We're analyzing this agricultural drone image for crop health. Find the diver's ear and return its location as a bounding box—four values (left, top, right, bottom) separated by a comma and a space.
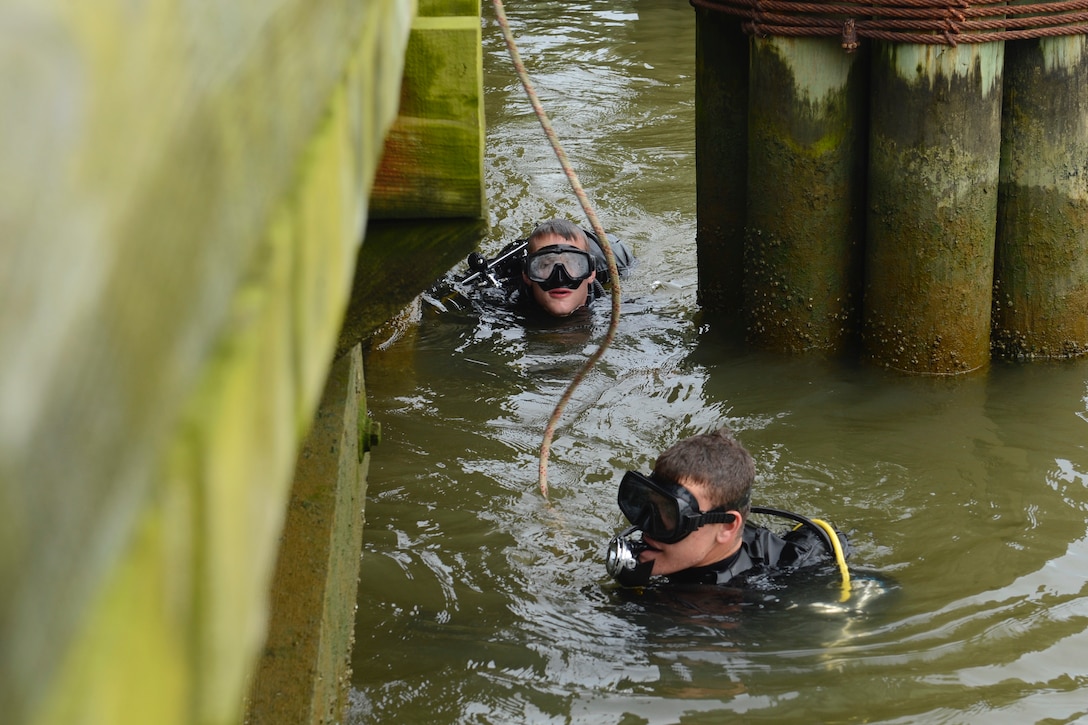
714, 512, 743, 544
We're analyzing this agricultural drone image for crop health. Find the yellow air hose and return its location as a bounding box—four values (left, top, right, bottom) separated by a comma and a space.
810, 518, 852, 600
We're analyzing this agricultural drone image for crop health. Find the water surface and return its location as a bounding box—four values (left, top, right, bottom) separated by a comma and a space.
349, 3, 1088, 722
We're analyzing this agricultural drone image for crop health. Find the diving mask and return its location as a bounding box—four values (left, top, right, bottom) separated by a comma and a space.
524, 244, 594, 291
617, 470, 745, 544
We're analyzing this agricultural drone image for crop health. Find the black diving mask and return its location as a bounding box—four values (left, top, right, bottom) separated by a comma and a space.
617, 470, 745, 544
524, 244, 593, 291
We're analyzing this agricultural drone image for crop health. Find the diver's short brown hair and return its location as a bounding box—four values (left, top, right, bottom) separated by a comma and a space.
527, 219, 587, 250
653, 427, 754, 515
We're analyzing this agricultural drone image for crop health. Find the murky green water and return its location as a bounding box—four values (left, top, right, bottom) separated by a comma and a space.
348, 3, 1088, 722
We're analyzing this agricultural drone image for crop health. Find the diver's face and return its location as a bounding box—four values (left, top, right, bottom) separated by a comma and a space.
637, 479, 742, 576
524, 233, 595, 317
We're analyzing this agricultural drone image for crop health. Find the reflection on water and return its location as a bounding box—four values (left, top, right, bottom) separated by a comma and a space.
349, 2, 1088, 722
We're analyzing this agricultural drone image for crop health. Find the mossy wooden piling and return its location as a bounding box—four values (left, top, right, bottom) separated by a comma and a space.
370, 0, 486, 219
864, 42, 1004, 374
694, 0, 1087, 372
745, 37, 866, 354
694, 7, 748, 318
993, 36, 1088, 359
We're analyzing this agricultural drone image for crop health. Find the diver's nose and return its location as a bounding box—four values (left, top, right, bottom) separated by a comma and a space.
550, 264, 572, 284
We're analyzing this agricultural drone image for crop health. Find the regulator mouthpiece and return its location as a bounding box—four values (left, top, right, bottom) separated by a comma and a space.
606, 526, 654, 587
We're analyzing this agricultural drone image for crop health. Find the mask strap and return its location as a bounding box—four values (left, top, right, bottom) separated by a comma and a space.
697, 511, 736, 525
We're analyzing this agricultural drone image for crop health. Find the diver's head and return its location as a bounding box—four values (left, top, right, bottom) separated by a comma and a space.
606, 429, 754, 584
523, 220, 596, 317
653, 427, 754, 520
612, 470, 746, 580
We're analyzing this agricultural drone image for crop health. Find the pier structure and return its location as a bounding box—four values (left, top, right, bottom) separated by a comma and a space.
693, 0, 1088, 373
0, 1, 484, 724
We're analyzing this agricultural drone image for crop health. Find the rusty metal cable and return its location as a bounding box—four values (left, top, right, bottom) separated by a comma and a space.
490, 0, 623, 500
691, 0, 1088, 48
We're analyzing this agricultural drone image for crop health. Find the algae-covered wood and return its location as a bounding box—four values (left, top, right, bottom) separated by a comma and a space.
369, 11, 486, 219
0, 2, 415, 724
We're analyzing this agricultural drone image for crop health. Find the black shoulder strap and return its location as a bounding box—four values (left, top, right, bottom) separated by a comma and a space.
750, 506, 836, 555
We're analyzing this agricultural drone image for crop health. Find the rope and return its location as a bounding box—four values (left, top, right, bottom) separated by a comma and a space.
489, 0, 623, 501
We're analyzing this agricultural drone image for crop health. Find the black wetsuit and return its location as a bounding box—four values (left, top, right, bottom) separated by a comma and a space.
665, 522, 850, 589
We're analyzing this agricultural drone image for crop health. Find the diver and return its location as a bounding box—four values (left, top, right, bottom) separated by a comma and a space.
450, 218, 635, 318
606, 428, 852, 592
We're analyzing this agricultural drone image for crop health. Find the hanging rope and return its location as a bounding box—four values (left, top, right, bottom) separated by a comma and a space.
490, 0, 622, 501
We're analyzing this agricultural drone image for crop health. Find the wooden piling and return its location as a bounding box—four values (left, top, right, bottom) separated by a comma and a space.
744, 37, 867, 353
864, 42, 1004, 374
369, 6, 486, 219
993, 36, 1088, 359
694, 7, 748, 320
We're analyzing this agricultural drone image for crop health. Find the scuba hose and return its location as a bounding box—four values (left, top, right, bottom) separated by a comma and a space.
810, 518, 852, 600
490, 0, 622, 500
752, 506, 852, 599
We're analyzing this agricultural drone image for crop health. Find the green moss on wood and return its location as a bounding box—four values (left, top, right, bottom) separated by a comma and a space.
864, 42, 1004, 374
12, 3, 415, 725
370, 14, 485, 219
744, 37, 867, 354
995, 37, 1088, 360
